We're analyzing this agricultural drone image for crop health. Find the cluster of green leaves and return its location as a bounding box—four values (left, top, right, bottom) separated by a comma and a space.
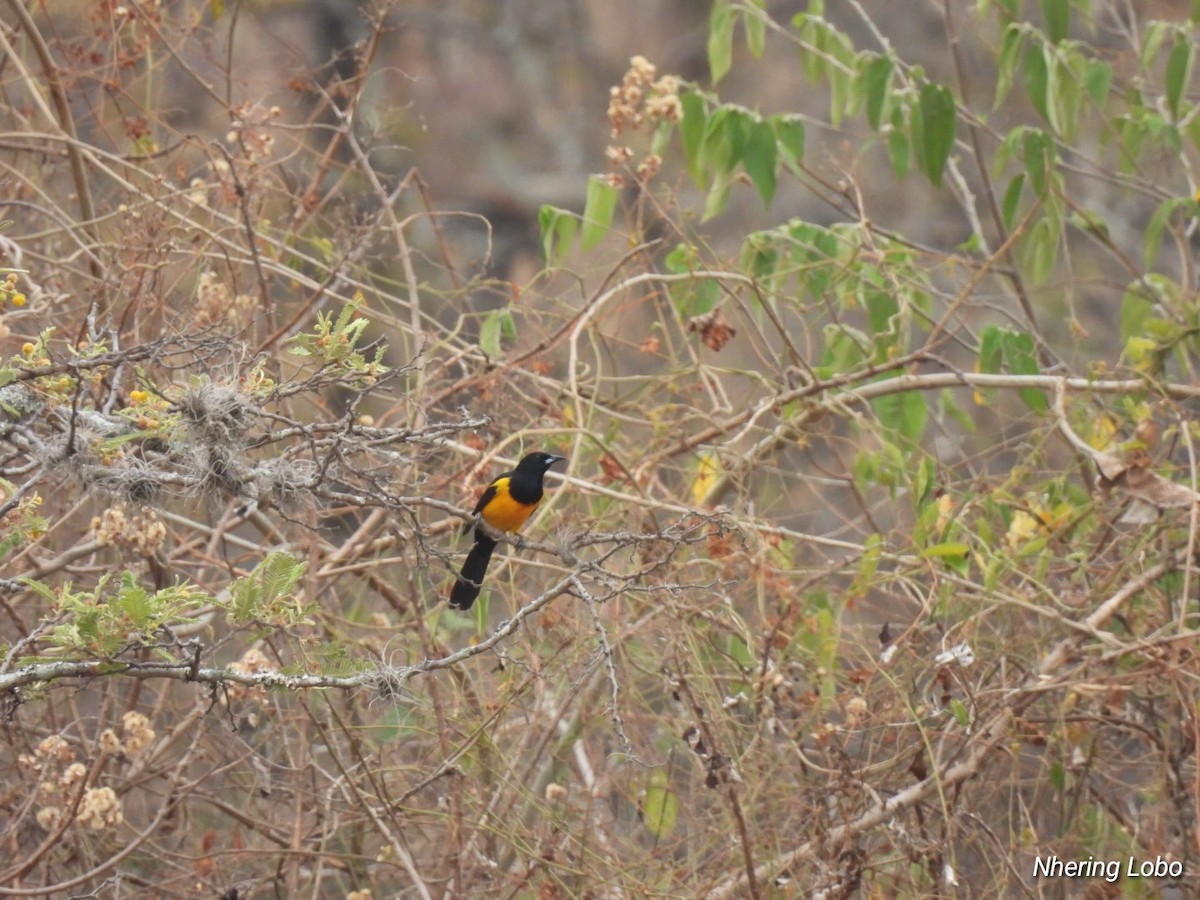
976, 325, 1046, 411
14, 553, 311, 663
746, 218, 938, 440
540, 174, 622, 264
0, 480, 47, 559
997, 4, 1200, 300
705, 0, 958, 200
27, 573, 209, 659
286, 297, 388, 384
679, 92, 807, 220
226, 551, 313, 628
1118, 273, 1200, 378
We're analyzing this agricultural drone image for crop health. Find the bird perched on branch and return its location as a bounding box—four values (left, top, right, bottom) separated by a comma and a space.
449, 451, 565, 610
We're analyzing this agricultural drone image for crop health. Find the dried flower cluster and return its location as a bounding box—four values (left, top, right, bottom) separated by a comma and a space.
194, 270, 256, 328
120, 711, 157, 756
18, 733, 129, 833
90, 503, 167, 555
76, 786, 124, 831
605, 55, 682, 187
687, 308, 737, 352
225, 102, 282, 165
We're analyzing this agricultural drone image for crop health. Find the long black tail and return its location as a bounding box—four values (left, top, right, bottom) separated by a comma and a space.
449, 533, 498, 610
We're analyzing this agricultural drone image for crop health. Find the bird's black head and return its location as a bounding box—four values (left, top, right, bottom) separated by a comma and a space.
517, 451, 566, 474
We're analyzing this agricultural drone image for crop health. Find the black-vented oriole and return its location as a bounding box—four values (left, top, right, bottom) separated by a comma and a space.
449, 451, 565, 610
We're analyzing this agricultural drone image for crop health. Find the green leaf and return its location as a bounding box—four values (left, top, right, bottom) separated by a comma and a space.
976, 326, 1003, 406
1022, 128, 1054, 196
914, 82, 957, 187
1143, 197, 1181, 270
665, 244, 721, 316
1021, 216, 1059, 285
948, 698, 971, 727
702, 168, 734, 222
677, 277, 720, 318
995, 24, 1024, 108
698, 107, 745, 177
650, 119, 673, 157
771, 114, 806, 169
1068, 208, 1108, 240
1001, 173, 1025, 230
887, 107, 910, 177
978, 327, 1004, 375
740, 232, 779, 284
743, 120, 778, 206
828, 54, 852, 127
479, 310, 504, 358
228, 552, 307, 625
1023, 44, 1054, 128
1140, 21, 1170, 71
743, 0, 766, 58
708, 1, 735, 84
795, 13, 825, 84
861, 53, 893, 131
791, 222, 840, 298
923, 541, 970, 559
821, 323, 868, 372
853, 533, 883, 592
1084, 60, 1112, 107
1166, 37, 1193, 120
873, 385, 928, 442
1052, 54, 1083, 141
680, 92, 707, 185
538, 204, 577, 264
581, 175, 618, 251
641, 770, 678, 838
865, 288, 898, 335
913, 457, 936, 507
1039, 0, 1069, 44
115, 580, 153, 630
1001, 330, 1048, 412
1119, 286, 1156, 341
980, 326, 1047, 409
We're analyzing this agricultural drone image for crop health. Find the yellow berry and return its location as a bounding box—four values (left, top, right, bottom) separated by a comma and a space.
11, 294, 25, 307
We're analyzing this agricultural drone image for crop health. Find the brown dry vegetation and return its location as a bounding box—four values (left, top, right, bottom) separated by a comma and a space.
2, 0, 1200, 897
